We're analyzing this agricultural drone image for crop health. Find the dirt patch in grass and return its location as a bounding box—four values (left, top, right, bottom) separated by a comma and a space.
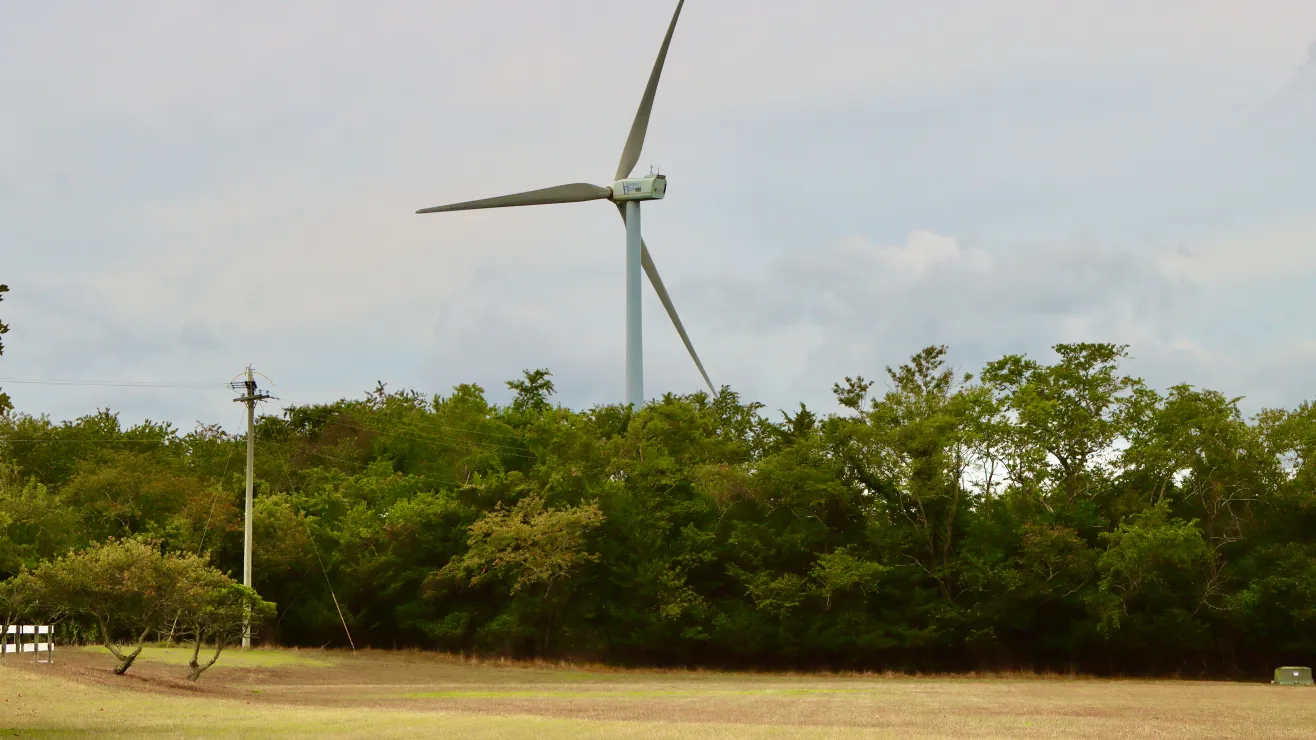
71, 646, 336, 669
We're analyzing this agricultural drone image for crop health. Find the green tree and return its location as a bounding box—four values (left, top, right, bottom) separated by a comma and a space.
1123, 386, 1273, 606
0, 572, 39, 654
0, 464, 80, 577
838, 346, 990, 601
982, 343, 1143, 509
507, 369, 556, 415
4, 347, 1316, 675
176, 572, 274, 681
32, 540, 204, 675
439, 494, 603, 596
808, 547, 887, 610
59, 450, 199, 542
1095, 502, 1210, 652
437, 494, 604, 653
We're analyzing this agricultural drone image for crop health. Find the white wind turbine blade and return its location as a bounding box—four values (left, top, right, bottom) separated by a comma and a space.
615, 0, 685, 181
617, 204, 714, 394
416, 183, 612, 214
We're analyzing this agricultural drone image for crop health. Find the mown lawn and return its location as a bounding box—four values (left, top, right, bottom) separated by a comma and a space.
3, 650, 1315, 739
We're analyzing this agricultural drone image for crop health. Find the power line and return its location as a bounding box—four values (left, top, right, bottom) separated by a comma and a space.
0, 378, 226, 388
263, 437, 478, 491
308, 400, 527, 445
195, 407, 248, 556
0, 423, 540, 465
347, 412, 529, 446
270, 449, 356, 655
320, 416, 537, 461
0, 438, 182, 445
2, 378, 547, 448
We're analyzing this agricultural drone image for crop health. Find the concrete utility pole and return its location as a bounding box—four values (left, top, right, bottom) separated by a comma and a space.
232, 366, 272, 650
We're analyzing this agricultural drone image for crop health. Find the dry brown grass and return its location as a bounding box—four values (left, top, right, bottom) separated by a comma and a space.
2, 647, 1314, 738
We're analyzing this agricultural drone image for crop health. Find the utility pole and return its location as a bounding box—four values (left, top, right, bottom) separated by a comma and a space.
231, 366, 272, 650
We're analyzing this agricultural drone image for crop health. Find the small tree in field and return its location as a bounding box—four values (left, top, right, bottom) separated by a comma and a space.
33, 539, 186, 674
0, 572, 39, 657
31, 539, 271, 677
176, 568, 274, 681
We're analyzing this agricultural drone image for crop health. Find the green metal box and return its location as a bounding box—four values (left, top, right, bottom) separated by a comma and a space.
1273, 667, 1313, 685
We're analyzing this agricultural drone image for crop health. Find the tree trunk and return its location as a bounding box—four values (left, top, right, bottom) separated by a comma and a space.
113, 649, 141, 675
187, 630, 205, 679
109, 625, 152, 675
0, 618, 11, 660
542, 583, 559, 657
96, 616, 133, 673
187, 639, 224, 682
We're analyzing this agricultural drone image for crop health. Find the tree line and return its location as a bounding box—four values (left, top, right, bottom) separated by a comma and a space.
3, 340, 1316, 677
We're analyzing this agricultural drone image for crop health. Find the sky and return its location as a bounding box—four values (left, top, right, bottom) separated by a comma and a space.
1, 0, 1314, 432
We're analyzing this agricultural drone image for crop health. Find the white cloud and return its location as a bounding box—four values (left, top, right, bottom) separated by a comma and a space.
1159, 221, 1316, 283
684, 225, 1316, 414
2, 1, 1315, 429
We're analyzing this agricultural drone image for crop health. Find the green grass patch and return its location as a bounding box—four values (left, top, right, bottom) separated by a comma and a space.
76, 646, 334, 668
9, 658, 1316, 738
404, 688, 872, 700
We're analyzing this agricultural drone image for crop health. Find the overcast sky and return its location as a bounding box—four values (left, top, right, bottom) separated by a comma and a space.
2, 1, 1314, 432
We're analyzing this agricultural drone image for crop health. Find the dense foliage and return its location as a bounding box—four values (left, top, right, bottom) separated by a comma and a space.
4, 342, 1316, 677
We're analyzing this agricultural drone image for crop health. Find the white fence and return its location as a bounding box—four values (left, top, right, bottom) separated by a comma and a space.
1, 625, 55, 663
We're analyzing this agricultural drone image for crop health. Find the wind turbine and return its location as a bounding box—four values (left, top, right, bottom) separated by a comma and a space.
415, 0, 711, 408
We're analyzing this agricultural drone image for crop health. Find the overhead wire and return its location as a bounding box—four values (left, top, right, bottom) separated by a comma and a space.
0, 378, 226, 388
255, 422, 527, 649
1, 378, 543, 494
195, 409, 248, 556
1, 438, 537, 477
264, 439, 372, 472
268, 441, 357, 654
261, 437, 478, 491
314, 402, 529, 444
0, 374, 547, 654
0, 430, 532, 483
0, 438, 182, 445
318, 415, 538, 461
2, 374, 541, 449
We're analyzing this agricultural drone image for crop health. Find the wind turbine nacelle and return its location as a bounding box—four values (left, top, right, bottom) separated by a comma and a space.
611, 174, 667, 202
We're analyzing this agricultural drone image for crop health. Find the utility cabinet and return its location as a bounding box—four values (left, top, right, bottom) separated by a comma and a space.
1273, 666, 1313, 685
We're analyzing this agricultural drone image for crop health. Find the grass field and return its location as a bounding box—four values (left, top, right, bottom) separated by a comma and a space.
3, 647, 1315, 738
